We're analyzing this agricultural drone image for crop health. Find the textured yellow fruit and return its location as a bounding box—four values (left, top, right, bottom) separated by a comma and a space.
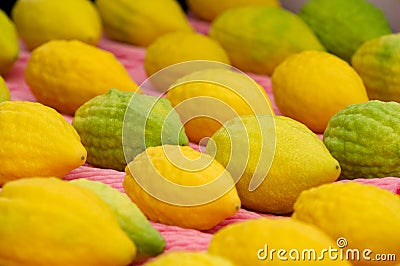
0, 9, 19, 75
25, 40, 139, 115
208, 218, 352, 265
293, 182, 400, 266
12, 0, 102, 50
0, 101, 87, 186
95, 0, 193, 47
207, 115, 340, 214
0, 177, 136, 266
187, 0, 280, 22
123, 145, 241, 230
143, 251, 236, 266
272, 50, 368, 133
144, 32, 230, 78
166, 68, 274, 143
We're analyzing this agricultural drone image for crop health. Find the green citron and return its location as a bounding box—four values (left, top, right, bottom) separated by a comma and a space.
72, 89, 188, 171
0, 76, 10, 103
70, 179, 166, 261
323, 100, 400, 180
206, 115, 340, 214
352, 33, 400, 102
209, 6, 324, 75
299, 0, 391, 62
0, 9, 19, 75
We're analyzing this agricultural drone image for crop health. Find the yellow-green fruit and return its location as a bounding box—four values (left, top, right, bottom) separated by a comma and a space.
299, 0, 392, 62
144, 32, 230, 78
208, 218, 351, 265
0, 76, 10, 103
123, 145, 241, 230
71, 179, 166, 261
323, 100, 400, 180
95, 0, 193, 47
187, 0, 280, 22
0, 9, 19, 75
0, 177, 136, 266
207, 115, 340, 214
25, 40, 139, 115
293, 182, 400, 266
143, 252, 236, 266
0, 101, 87, 186
11, 0, 102, 51
352, 33, 400, 101
209, 6, 325, 75
272, 50, 369, 133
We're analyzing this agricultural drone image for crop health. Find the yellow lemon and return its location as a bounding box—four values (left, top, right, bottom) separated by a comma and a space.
95, 0, 193, 47
0, 9, 19, 75
143, 252, 236, 266
144, 32, 230, 78
272, 50, 369, 133
208, 218, 352, 265
166, 68, 274, 144
293, 182, 400, 266
11, 0, 102, 51
0, 76, 10, 103
123, 145, 241, 230
25, 40, 139, 115
207, 115, 340, 214
0, 101, 87, 186
187, 0, 280, 22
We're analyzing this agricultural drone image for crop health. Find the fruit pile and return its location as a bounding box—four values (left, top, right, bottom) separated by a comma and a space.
1, 0, 400, 265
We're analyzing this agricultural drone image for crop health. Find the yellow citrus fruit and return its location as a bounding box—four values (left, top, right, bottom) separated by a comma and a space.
0, 177, 136, 266
11, 0, 102, 51
166, 68, 274, 144
351, 33, 400, 102
207, 115, 340, 214
272, 50, 369, 133
293, 182, 400, 266
25, 40, 139, 115
187, 0, 280, 22
95, 0, 193, 47
123, 145, 241, 230
143, 251, 236, 266
208, 217, 352, 265
209, 6, 325, 75
0, 9, 19, 75
144, 32, 230, 78
0, 101, 87, 186
0, 76, 10, 103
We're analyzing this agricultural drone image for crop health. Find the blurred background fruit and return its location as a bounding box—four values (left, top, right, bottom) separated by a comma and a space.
11, 0, 101, 51
25, 40, 139, 115
0, 9, 18, 75
209, 6, 325, 76
95, 0, 193, 47
323, 100, 400, 180
0, 101, 87, 186
187, 0, 280, 22
352, 33, 400, 102
298, 0, 392, 62
272, 50, 369, 133
144, 32, 230, 78
0, 76, 10, 103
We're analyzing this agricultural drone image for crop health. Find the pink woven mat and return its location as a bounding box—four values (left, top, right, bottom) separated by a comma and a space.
4, 15, 400, 266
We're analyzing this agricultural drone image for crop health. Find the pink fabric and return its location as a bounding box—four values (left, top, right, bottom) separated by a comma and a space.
3, 15, 400, 266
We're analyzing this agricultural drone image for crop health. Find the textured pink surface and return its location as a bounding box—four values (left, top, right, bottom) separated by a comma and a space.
4, 16, 400, 266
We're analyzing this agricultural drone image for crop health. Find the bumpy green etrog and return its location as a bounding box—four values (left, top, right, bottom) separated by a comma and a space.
72, 89, 188, 171
323, 100, 400, 180
70, 179, 166, 261
299, 0, 392, 62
